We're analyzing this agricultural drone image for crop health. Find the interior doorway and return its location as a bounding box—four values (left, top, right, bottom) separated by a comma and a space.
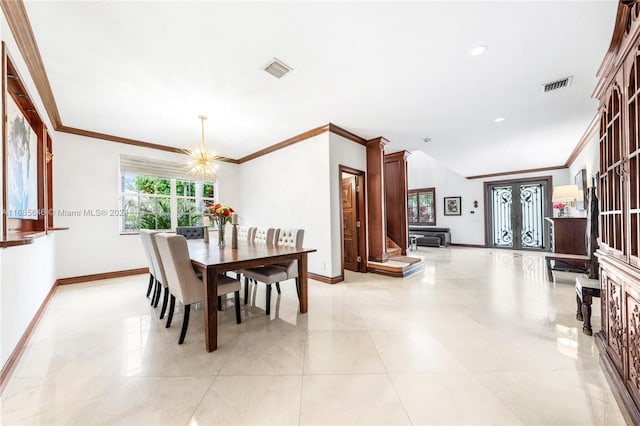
340, 166, 367, 273
484, 176, 552, 250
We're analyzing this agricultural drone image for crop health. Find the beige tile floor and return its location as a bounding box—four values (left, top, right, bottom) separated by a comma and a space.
0, 247, 628, 425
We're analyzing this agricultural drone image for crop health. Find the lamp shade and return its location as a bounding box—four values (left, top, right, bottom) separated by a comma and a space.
552, 184, 583, 202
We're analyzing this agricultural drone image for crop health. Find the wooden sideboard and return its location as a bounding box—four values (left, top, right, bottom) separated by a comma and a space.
546, 217, 587, 255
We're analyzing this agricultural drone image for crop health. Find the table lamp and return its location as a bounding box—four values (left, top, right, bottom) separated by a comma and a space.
552, 185, 583, 217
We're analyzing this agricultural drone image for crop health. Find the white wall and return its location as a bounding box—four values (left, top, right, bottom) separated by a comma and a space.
568, 131, 599, 190
53, 129, 364, 280
1, 236, 56, 367
408, 150, 570, 245
329, 133, 367, 277
238, 133, 332, 275
0, 13, 58, 372
52, 132, 240, 279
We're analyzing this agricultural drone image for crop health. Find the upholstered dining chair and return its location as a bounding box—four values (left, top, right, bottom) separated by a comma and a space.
176, 226, 207, 239
139, 230, 157, 299
147, 231, 171, 319
155, 233, 241, 344
239, 227, 276, 305
141, 230, 166, 313
272, 229, 305, 297
233, 226, 257, 281
242, 228, 303, 315
237, 226, 256, 244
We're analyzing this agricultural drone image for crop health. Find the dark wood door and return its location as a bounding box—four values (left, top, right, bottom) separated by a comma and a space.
486, 178, 550, 250
343, 176, 359, 271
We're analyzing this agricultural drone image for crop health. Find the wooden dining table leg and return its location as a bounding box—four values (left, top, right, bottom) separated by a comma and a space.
202, 266, 219, 352
298, 253, 308, 313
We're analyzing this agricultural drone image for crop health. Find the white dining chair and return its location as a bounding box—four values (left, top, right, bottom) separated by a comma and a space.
272, 228, 305, 297
232, 225, 257, 280
242, 228, 303, 315
147, 231, 171, 319
156, 233, 241, 344
139, 230, 157, 299
237, 226, 256, 243
239, 227, 276, 305
140, 230, 167, 312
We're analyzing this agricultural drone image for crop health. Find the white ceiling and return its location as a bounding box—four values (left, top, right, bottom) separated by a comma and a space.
23, 1, 617, 177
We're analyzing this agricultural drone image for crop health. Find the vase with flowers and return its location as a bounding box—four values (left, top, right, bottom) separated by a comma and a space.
205, 203, 234, 247
553, 202, 568, 217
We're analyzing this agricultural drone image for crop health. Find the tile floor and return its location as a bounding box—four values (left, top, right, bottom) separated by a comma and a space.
0, 247, 628, 425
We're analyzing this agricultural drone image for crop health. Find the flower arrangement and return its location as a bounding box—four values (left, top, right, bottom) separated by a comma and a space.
206, 203, 234, 224
205, 203, 234, 247
553, 202, 568, 217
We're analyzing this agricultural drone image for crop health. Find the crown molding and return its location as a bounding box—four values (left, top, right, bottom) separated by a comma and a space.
0, 0, 62, 129
564, 114, 599, 167
466, 165, 566, 180
57, 125, 183, 153
327, 123, 368, 145
237, 124, 330, 163
236, 122, 368, 164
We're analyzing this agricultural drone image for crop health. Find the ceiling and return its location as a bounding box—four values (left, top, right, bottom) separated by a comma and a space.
22, 1, 617, 177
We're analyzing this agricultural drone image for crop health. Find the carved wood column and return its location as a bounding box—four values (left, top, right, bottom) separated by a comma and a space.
366, 137, 388, 262
384, 150, 410, 255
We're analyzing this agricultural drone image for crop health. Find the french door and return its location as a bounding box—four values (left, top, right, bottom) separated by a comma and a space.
486, 178, 551, 250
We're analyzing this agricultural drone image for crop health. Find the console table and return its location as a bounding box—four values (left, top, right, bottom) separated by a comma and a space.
545, 217, 589, 281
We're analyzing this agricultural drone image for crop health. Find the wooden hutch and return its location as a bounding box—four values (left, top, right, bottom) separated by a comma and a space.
594, 2, 640, 422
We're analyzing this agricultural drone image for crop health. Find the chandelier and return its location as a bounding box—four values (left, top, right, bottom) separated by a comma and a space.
183, 115, 219, 180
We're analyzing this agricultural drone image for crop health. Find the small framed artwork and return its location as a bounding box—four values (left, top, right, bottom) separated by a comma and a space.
444, 196, 461, 216
574, 168, 587, 210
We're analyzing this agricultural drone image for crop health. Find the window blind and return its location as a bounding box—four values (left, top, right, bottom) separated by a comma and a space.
119, 154, 208, 181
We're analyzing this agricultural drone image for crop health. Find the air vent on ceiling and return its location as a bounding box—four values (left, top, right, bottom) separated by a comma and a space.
542, 76, 573, 93
263, 58, 292, 79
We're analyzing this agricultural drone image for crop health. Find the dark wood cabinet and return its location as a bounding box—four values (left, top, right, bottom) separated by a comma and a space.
547, 218, 587, 255
594, 2, 640, 423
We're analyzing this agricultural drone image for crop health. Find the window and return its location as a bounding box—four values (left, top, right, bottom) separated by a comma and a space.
408, 187, 436, 225
119, 155, 215, 232
176, 180, 215, 226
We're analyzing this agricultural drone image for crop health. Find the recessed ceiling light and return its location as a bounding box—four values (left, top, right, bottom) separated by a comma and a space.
494, 117, 505, 123
470, 45, 487, 56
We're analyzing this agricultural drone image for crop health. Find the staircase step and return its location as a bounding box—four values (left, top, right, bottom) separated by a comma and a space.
386, 236, 402, 257
386, 247, 402, 257
367, 256, 425, 277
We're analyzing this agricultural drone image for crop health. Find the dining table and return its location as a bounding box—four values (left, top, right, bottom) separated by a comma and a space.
187, 239, 317, 352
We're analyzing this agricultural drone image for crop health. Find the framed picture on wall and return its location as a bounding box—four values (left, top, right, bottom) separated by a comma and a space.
2, 42, 52, 236
6, 94, 38, 219
574, 168, 587, 210
444, 196, 461, 216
